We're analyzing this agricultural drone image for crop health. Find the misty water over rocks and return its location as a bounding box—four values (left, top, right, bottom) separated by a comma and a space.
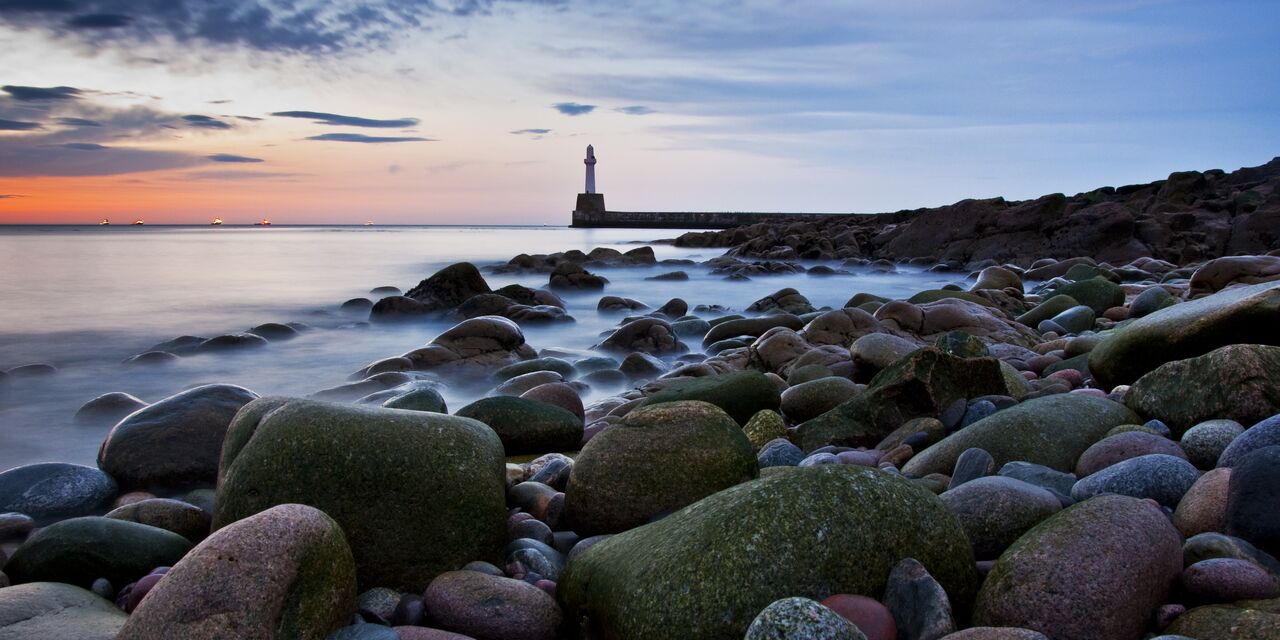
0, 225, 960, 469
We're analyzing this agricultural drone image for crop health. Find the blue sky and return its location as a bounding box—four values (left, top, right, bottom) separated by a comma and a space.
0, 0, 1276, 222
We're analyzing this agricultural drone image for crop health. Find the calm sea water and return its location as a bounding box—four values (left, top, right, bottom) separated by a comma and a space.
0, 225, 962, 469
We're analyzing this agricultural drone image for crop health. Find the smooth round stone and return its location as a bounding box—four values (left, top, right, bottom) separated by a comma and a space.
1074, 431, 1188, 477
960, 401, 997, 429
247, 322, 299, 341
328, 623, 400, 640
341, 297, 374, 312
1227, 445, 1280, 556
0, 512, 35, 542
820, 594, 896, 640
1129, 286, 1175, 318
520, 383, 585, 422
493, 371, 563, 397
1218, 413, 1280, 468
391, 594, 426, 626
382, 387, 448, 413
5, 363, 57, 378
787, 364, 834, 386
392, 627, 475, 640
0, 462, 117, 525
105, 498, 211, 542
882, 558, 955, 640
835, 451, 879, 467
1173, 468, 1231, 538
998, 462, 1076, 507
5, 516, 192, 589
1044, 305, 1095, 334
941, 629, 1048, 640
195, 333, 269, 352
950, 448, 995, 488
744, 597, 867, 640
508, 518, 554, 547
743, 411, 788, 451
357, 587, 402, 623
74, 392, 148, 425
1071, 454, 1200, 507
799, 452, 838, 467
1183, 532, 1280, 580
849, 333, 921, 372
422, 570, 562, 640
123, 351, 180, 366
495, 358, 576, 382
940, 476, 1062, 560
758, 439, 805, 468
0, 581, 127, 638
1181, 419, 1244, 469
1182, 558, 1280, 602
780, 377, 859, 423
455, 396, 583, 456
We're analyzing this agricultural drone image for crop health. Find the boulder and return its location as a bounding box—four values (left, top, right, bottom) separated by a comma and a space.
850, 333, 922, 372
0, 463, 116, 525
903, 394, 1138, 476
593, 318, 686, 356
1074, 431, 1188, 476
1173, 468, 1231, 537
940, 476, 1062, 560
875, 299, 1040, 347
743, 410, 788, 451
213, 399, 507, 591
799, 308, 887, 347
971, 266, 1022, 292
73, 392, 147, 425
558, 466, 978, 639
1044, 277, 1124, 315
1165, 603, 1280, 639
1182, 420, 1245, 469
455, 396, 582, 455
883, 557, 955, 640
3, 516, 192, 588
97, 383, 259, 491
747, 288, 816, 315
0, 582, 126, 640
116, 504, 356, 640
548, 263, 607, 290
1088, 281, 1280, 389
780, 377, 860, 423
403, 316, 537, 374
1014, 295, 1080, 328
1219, 414, 1280, 468
1227, 446, 1280, 557
421, 570, 562, 640
1128, 287, 1176, 319
973, 495, 1182, 640
383, 388, 448, 414
564, 401, 757, 536
1125, 344, 1280, 436
703, 315, 805, 348
798, 348, 1018, 452
404, 262, 492, 311
1188, 255, 1280, 297
638, 370, 782, 425
1070, 454, 1200, 507
105, 498, 211, 542
744, 597, 866, 640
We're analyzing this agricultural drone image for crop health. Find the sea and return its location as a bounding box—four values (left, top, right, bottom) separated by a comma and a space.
0, 225, 963, 469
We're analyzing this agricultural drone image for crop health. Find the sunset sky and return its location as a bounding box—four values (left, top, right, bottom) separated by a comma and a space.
0, 0, 1277, 224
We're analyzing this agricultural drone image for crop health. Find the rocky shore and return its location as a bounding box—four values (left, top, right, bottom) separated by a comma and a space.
3, 160, 1280, 639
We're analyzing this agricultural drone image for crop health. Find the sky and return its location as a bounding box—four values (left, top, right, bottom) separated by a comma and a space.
0, 0, 1276, 224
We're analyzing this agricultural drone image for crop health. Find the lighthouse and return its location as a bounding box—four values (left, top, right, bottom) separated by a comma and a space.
584, 145, 597, 193
572, 144, 606, 220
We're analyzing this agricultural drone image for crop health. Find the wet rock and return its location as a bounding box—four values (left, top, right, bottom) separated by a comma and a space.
403, 316, 537, 374
1125, 344, 1280, 436
456, 396, 583, 455
596, 296, 647, 312
5, 363, 57, 378
702, 314, 805, 347
1188, 255, 1280, 297
645, 271, 688, 281
973, 494, 1182, 640
1129, 286, 1176, 318
0, 463, 117, 525
491, 371, 562, 397
496, 358, 575, 381
758, 438, 805, 468
194, 333, 269, 353
744, 597, 866, 640
520, 382, 585, 422
593, 318, 686, 356
950, 448, 995, 488
747, 288, 816, 315
98, 383, 259, 491
422, 570, 561, 640
883, 557, 955, 640
876, 298, 1040, 347
559, 466, 977, 639
1165, 603, 1280, 639
1045, 277, 1124, 315
105, 498, 211, 542
1075, 431, 1188, 476
116, 504, 356, 640
904, 394, 1137, 476
548, 262, 607, 290
1014, 295, 1080, 328
564, 401, 756, 535
850, 333, 921, 372
123, 351, 180, 366
247, 322, 299, 341
341, 297, 374, 312
638, 370, 782, 425
971, 266, 1023, 292
0, 581, 126, 639
74, 392, 147, 425
941, 476, 1062, 560
1088, 281, 1280, 389
403, 262, 492, 312
214, 398, 507, 591
1071, 453, 1200, 507
781, 377, 860, 423
382, 387, 448, 413
4, 516, 191, 588
1183, 532, 1280, 581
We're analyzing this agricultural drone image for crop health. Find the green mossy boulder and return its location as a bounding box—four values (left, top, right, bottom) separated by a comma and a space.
742, 410, 788, 450
564, 401, 757, 536
902, 394, 1138, 476
1125, 344, 1280, 437
455, 396, 583, 455
1165, 604, 1280, 639
1045, 277, 1124, 315
558, 466, 978, 640
1015, 295, 1081, 328
637, 370, 781, 425
3, 517, 192, 589
213, 398, 507, 591
1088, 281, 1280, 389
797, 348, 1012, 451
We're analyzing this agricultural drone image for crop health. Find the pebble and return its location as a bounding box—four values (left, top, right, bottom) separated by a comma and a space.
1180, 419, 1244, 468
882, 557, 955, 640
950, 448, 995, 488
744, 597, 866, 640
820, 594, 896, 640
1181, 558, 1280, 602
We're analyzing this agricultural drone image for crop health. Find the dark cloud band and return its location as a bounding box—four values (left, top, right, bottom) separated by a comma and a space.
305, 133, 433, 143
272, 110, 418, 128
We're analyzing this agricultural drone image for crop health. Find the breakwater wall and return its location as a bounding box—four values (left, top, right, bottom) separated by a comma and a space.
571, 209, 853, 229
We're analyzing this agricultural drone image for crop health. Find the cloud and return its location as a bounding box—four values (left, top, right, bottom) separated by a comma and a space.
0, 144, 205, 176
553, 102, 595, 116
0, 194, 25, 199
0, 118, 41, 130
60, 142, 108, 150
2, 85, 82, 101
180, 169, 302, 181
305, 133, 433, 143
615, 105, 656, 115
510, 128, 551, 135
55, 117, 102, 126
234, 115, 263, 121
207, 153, 263, 163
182, 114, 232, 129
0, 0, 569, 54
272, 110, 419, 128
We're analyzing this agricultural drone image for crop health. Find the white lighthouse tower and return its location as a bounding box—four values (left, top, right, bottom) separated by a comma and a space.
584, 144, 597, 194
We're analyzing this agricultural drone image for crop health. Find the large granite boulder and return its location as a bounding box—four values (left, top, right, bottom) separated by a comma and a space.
116, 504, 356, 640
97, 384, 259, 491
797, 348, 1013, 451
637, 370, 781, 425
1070, 454, 1200, 507
0, 582, 126, 640
703, 315, 806, 348
874, 299, 1040, 347
3, 516, 192, 588
564, 401, 756, 536
402, 316, 537, 374
558, 466, 978, 640
0, 463, 116, 525
1088, 281, 1280, 389
454, 396, 582, 455
593, 318, 687, 356
213, 399, 507, 591
105, 498, 211, 542
973, 494, 1182, 640
903, 394, 1138, 476
74, 392, 148, 425
939, 476, 1062, 560
405, 262, 492, 311
422, 570, 562, 640
747, 288, 816, 315
1125, 344, 1280, 436
1188, 255, 1280, 297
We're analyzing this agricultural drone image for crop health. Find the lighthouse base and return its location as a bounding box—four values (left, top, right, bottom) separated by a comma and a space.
574, 193, 606, 214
